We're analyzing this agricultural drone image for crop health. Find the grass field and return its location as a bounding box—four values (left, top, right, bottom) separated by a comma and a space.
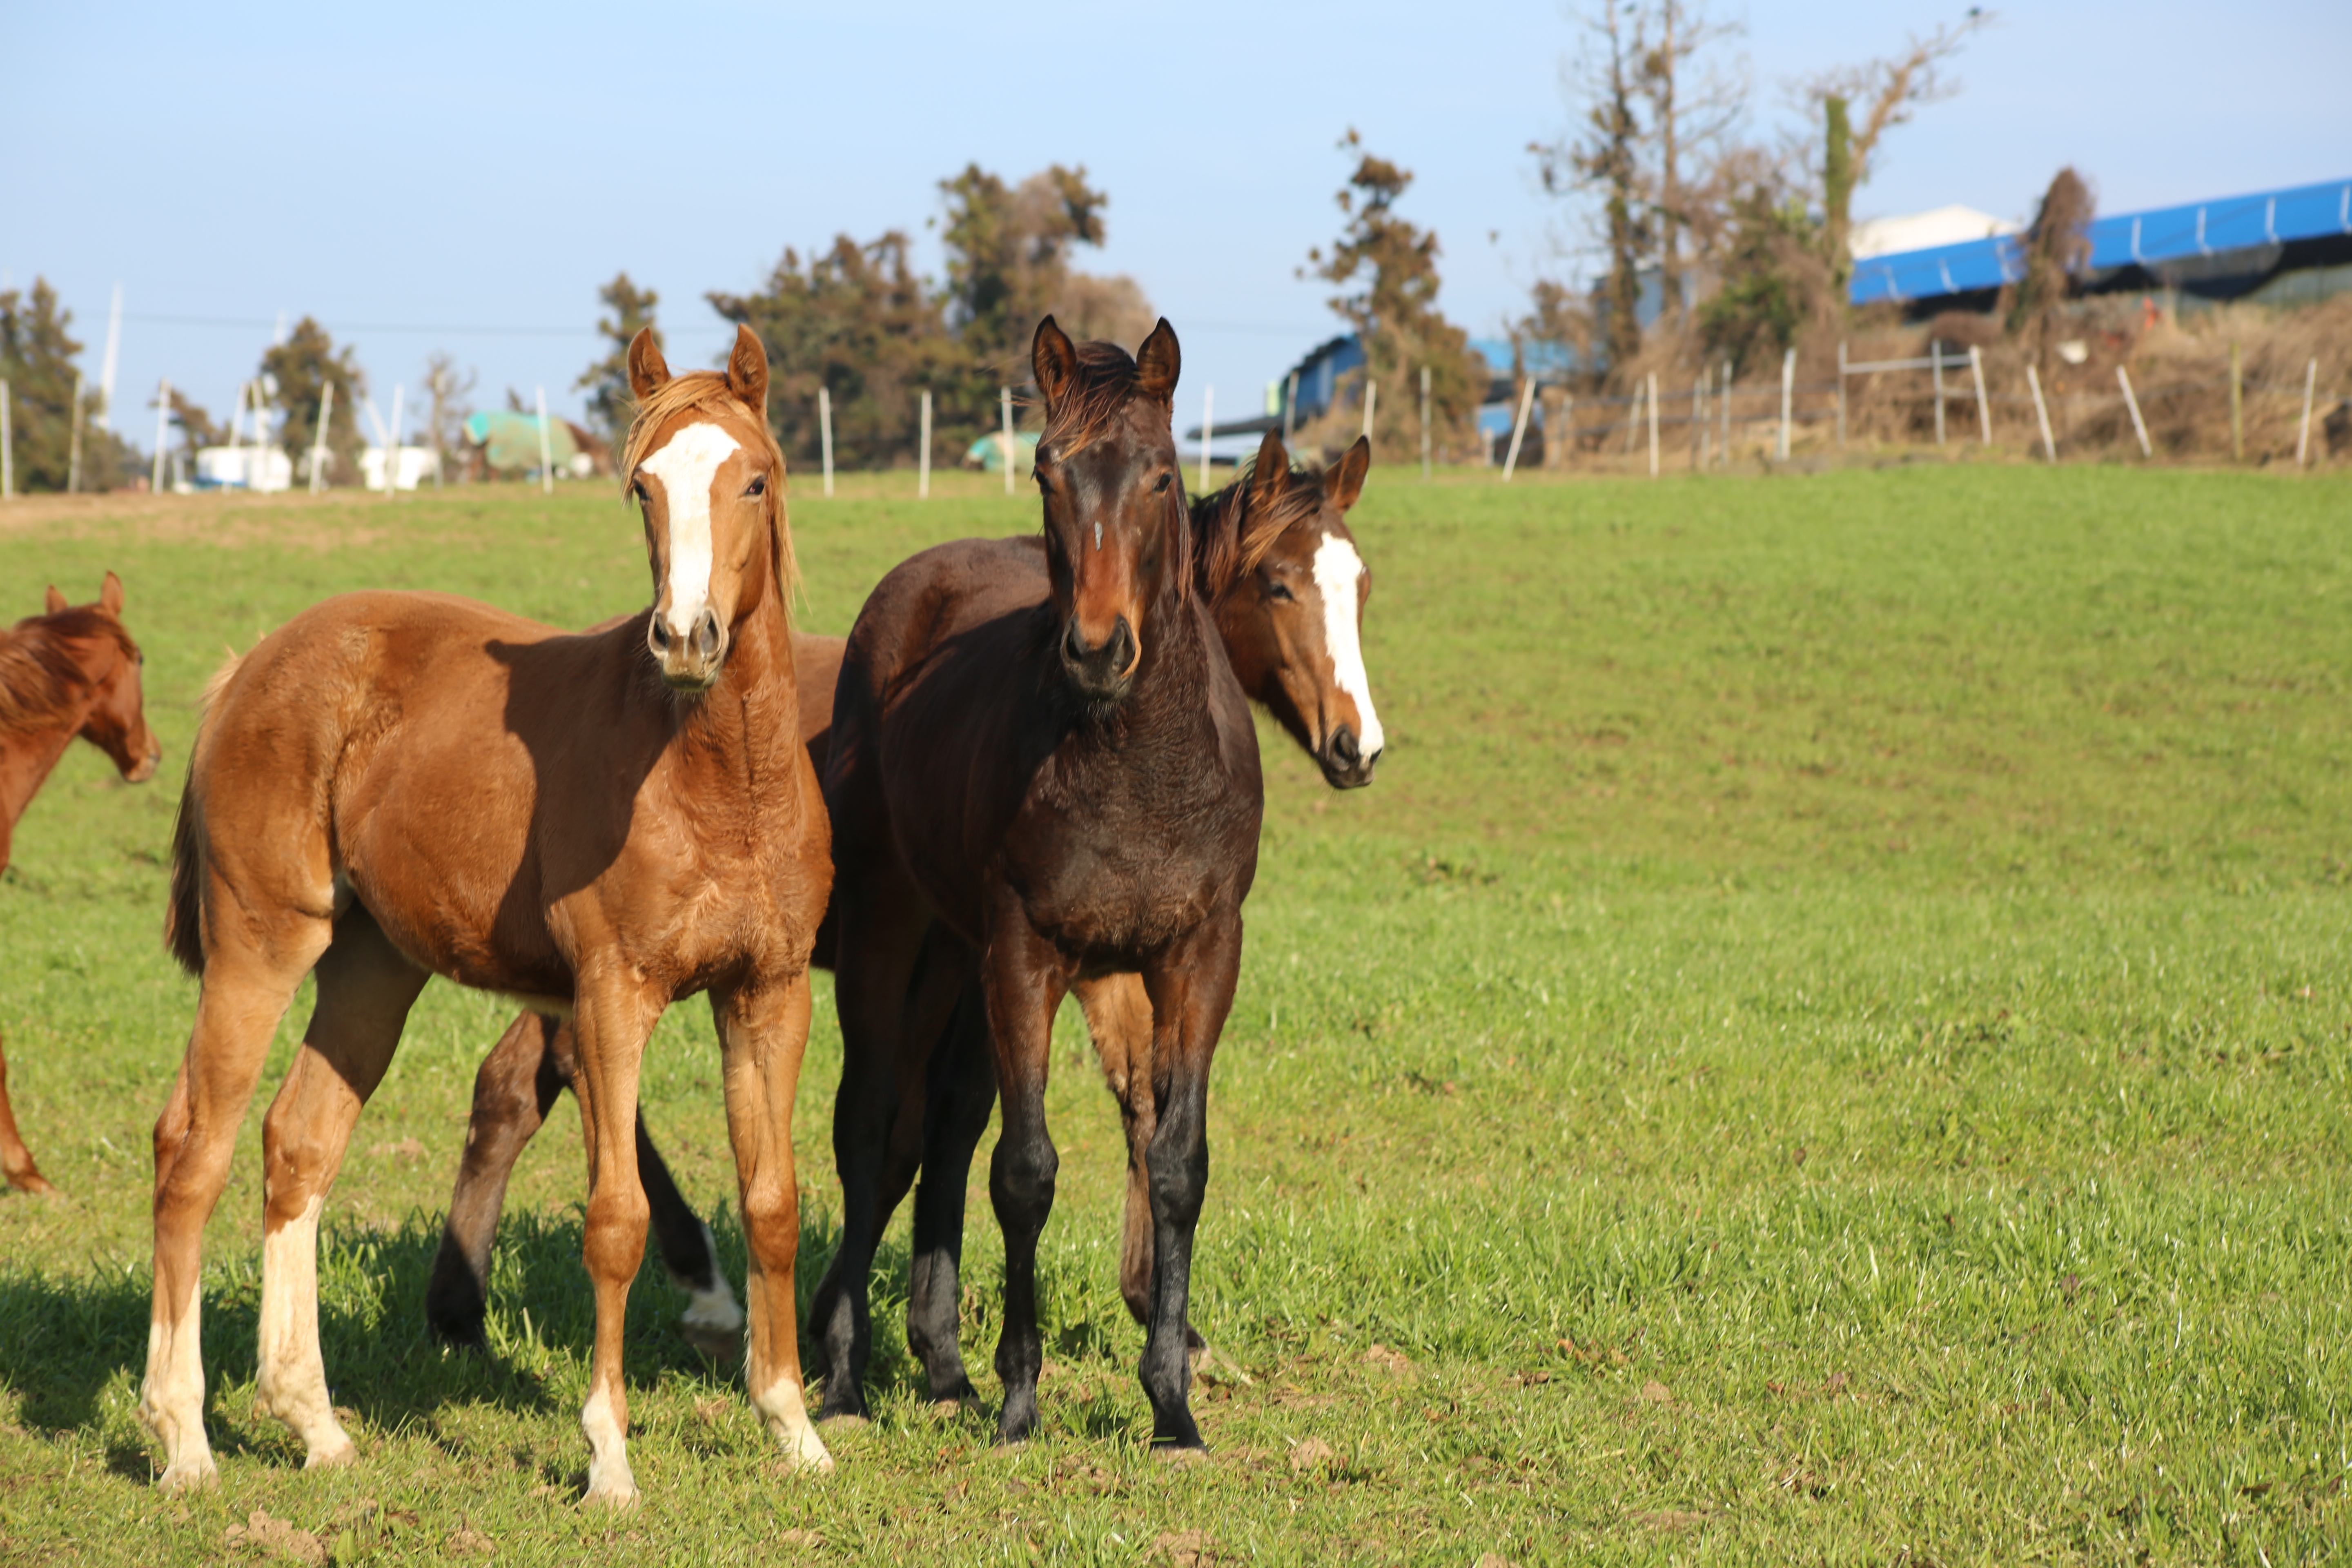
0, 462, 2348, 1564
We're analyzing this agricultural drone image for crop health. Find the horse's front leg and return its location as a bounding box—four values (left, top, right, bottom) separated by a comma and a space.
568, 978, 662, 1506
1137, 915, 1243, 1452
981, 901, 1071, 1444
713, 974, 831, 1472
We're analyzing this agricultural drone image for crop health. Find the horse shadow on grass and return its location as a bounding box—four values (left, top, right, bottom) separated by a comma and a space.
0, 1199, 933, 1481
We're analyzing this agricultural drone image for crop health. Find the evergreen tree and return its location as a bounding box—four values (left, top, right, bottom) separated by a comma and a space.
710, 232, 969, 471
261, 317, 367, 486
1305, 132, 1486, 461
576, 274, 659, 443
0, 279, 97, 492
938, 163, 1111, 378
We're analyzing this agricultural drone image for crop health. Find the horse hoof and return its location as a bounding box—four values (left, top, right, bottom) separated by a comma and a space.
157, 1457, 219, 1492
584, 1482, 641, 1510
5, 1172, 57, 1198
303, 1438, 359, 1470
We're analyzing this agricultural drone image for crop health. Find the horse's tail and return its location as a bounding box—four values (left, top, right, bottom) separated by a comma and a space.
164, 649, 245, 978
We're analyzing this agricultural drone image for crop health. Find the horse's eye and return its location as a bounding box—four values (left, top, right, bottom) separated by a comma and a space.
630, 480, 648, 503
1152, 473, 1172, 494
745, 474, 766, 498
1266, 579, 1294, 603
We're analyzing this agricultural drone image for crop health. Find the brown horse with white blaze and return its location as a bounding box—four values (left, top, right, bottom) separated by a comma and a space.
0, 575, 163, 1194
140, 325, 832, 1504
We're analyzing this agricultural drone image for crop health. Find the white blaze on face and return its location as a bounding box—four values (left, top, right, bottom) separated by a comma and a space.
640, 421, 743, 640
1311, 531, 1383, 756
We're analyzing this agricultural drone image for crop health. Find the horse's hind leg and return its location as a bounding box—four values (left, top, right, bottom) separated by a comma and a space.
426, 1012, 565, 1348
904, 981, 996, 1401
255, 904, 428, 1469
0, 1027, 56, 1196
143, 938, 328, 1490
635, 1111, 741, 1357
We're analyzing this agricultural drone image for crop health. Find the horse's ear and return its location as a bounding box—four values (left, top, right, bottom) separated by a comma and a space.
1249, 430, 1289, 506
724, 323, 768, 416
43, 586, 67, 615
1135, 318, 1180, 403
1325, 435, 1371, 511
1032, 316, 1078, 414
626, 328, 671, 401
99, 572, 124, 616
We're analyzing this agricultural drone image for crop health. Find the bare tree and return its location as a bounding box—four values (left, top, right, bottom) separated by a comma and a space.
421, 353, 476, 488
1636, 0, 1748, 323
1533, 0, 1649, 372
1804, 11, 1995, 298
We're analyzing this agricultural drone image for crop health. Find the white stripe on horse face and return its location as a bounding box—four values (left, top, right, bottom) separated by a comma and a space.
1310, 532, 1383, 756
640, 421, 742, 637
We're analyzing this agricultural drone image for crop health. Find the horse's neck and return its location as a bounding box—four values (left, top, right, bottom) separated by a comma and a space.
679, 597, 801, 781
0, 715, 85, 842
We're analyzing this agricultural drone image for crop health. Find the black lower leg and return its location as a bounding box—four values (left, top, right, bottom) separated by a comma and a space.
1140, 1100, 1209, 1449
907, 993, 996, 1399
989, 1126, 1057, 1443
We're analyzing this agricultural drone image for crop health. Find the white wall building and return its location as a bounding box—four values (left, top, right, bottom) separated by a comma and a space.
193, 445, 293, 492
361, 445, 442, 492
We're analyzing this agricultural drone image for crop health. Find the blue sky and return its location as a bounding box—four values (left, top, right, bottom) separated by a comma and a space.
7, 0, 2346, 445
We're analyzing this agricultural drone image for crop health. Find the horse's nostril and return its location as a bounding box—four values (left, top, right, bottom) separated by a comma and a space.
1061, 619, 1088, 666
650, 618, 672, 651
695, 609, 721, 659
1331, 727, 1361, 768
1109, 617, 1137, 675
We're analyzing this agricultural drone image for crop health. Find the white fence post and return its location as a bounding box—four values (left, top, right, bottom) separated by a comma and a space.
2026, 364, 2057, 463
1646, 372, 1660, 478
1777, 349, 1794, 462
151, 379, 171, 494
2116, 366, 2152, 459
2299, 358, 2319, 467
1361, 378, 1377, 448
310, 382, 333, 494
1001, 386, 1015, 497
1419, 365, 1431, 481
1931, 342, 1947, 448
1500, 376, 1535, 481
533, 385, 551, 495
818, 385, 835, 498
918, 388, 931, 499
1969, 346, 1992, 446
0, 379, 11, 499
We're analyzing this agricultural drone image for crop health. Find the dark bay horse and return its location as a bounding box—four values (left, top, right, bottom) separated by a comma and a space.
816, 316, 1261, 1451
420, 428, 1384, 1364
0, 575, 162, 1194
140, 325, 834, 1504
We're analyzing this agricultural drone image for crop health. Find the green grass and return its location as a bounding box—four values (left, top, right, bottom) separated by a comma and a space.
0, 464, 2348, 1564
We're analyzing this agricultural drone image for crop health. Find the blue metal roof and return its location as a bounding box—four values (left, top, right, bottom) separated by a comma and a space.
1849, 178, 2352, 305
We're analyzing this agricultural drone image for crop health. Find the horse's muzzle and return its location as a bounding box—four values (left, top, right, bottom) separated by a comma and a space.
1060, 613, 1138, 702
1320, 724, 1379, 789
650, 607, 727, 692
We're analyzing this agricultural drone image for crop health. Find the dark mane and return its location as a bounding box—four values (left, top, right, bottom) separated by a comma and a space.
1039, 340, 1147, 459
0, 610, 134, 734
1190, 454, 1332, 603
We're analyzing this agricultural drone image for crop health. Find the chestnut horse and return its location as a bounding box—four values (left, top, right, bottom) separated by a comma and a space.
816, 316, 1260, 1451
0, 575, 163, 1194
140, 325, 833, 1505
421, 428, 1384, 1364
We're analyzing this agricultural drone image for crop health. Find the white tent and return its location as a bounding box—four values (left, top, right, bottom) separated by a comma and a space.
194, 445, 293, 492
1849, 205, 2020, 261
361, 445, 442, 492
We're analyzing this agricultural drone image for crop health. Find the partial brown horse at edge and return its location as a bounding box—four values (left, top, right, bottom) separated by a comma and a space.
421, 428, 1384, 1362
0, 574, 163, 1194
140, 325, 833, 1506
